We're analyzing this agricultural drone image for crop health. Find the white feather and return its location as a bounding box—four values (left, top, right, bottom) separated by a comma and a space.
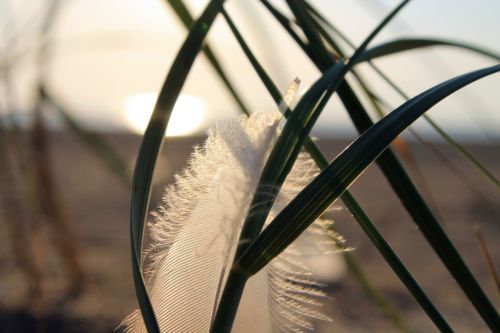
122, 110, 344, 333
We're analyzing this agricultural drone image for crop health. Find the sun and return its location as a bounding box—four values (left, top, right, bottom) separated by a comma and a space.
123, 93, 206, 136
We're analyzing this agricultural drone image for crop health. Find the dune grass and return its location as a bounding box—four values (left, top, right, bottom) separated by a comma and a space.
2, 0, 496, 332
126, 1, 500, 332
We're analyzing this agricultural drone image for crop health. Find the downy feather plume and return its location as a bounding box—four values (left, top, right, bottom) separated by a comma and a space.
122, 98, 345, 333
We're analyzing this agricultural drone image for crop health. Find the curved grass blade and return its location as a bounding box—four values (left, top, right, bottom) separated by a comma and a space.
238, 64, 500, 331
239, 0, 411, 244
332, 191, 452, 332
212, 59, 348, 333
311, 143, 447, 332
264, 2, 500, 328
284, 0, 334, 67
304, 3, 500, 187
213, 3, 412, 331
239, 64, 500, 271
130, 1, 225, 332
259, 0, 311, 56
220, 10, 283, 115
305, 0, 500, 63
353, 42, 500, 188
304, 13, 449, 214
421, 115, 499, 187
164, 0, 250, 116
285, 0, 410, 67
220, 14, 414, 332
348, 0, 411, 63
356, 38, 500, 63
354, 48, 500, 187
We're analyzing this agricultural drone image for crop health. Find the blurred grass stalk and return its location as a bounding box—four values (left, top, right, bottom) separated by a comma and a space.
0, 125, 43, 310
31, 0, 84, 301
0, 0, 85, 312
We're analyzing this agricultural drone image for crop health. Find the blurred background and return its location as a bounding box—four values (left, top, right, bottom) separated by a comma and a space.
0, 0, 498, 332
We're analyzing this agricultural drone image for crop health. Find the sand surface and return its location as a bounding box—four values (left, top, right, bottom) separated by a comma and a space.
0, 132, 498, 332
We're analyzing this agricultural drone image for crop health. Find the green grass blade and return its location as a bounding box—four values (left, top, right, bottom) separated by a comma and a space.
239, 64, 500, 271
164, 0, 250, 115
305, 1, 500, 63
356, 38, 500, 63
337, 191, 452, 332
212, 58, 348, 333
354, 50, 500, 187
305, 14, 449, 212
130, 1, 225, 332
238, 64, 500, 331
267, 2, 500, 328
284, 0, 333, 66
214, 3, 417, 331
237, 60, 347, 241
305, 5, 500, 187
348, 0, 411, 63
220, 10, 282, 112
422, 116, 499, 187
312, 143, 447, 332
259, 0, 310, 54
254, 0, 412, 206
340, 253, 413, 332
285, 0, 411, 67
337, 78, 500, 331
361, 48, 500, 187
374, 72, 500, 187
221, 12, 414, 332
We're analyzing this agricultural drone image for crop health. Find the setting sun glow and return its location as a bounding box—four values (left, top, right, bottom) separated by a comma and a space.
124, 93, 206, 137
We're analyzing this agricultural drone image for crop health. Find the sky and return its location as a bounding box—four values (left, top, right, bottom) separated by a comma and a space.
1, 0, 500, 141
